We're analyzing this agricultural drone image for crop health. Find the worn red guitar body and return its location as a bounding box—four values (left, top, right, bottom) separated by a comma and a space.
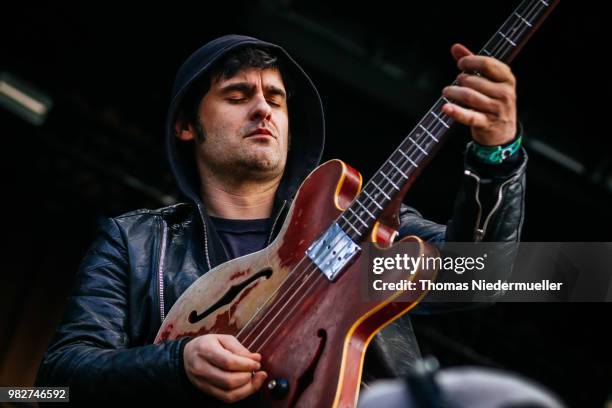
156, 159, 437, 407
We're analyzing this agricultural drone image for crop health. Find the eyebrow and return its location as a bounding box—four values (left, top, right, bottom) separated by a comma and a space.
218, 82, 287, 99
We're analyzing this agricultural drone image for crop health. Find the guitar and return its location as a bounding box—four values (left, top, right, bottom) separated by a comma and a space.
155, 1, 558, 406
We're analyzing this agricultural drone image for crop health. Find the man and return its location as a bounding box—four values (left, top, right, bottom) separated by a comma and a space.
36, 34, 526, 405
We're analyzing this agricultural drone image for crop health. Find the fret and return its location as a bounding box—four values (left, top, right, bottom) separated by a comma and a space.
363, 190, 383, 210
341, 215, 361, 235
397, 149, 418, 168
498, 31, 517, 47
430, 111, 450, 128
482, 48, 492, 56
389, 160, 408, 179
371, 181, 391, 200
514, 12, 532, 27
409, 137, 428, 155
380, 171, 400, 191
347, 207, 369, 228
419, 124, 439, 142
540, 0, 549, 6
355, 199, 376, 220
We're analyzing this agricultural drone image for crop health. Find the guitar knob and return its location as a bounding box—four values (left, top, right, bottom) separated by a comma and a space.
267, 378, 290, 399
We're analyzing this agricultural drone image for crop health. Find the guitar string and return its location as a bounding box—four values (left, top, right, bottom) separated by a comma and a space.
337, 0, 545, 241
237, 0, 547, 351
235, 0, 547, 351
236, 95, 451, 347
329, 0, 544, 245
237, 0, 546, 350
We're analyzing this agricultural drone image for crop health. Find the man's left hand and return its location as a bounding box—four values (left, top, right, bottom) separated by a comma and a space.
442, 43, 517, 146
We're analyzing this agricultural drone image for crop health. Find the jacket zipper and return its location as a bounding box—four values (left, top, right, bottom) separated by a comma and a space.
197, 203, 213, 270
159, 204, 212, 325
158, 219, 168, 323
464, 170, 519, 242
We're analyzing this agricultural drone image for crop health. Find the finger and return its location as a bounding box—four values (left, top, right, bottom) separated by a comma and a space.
457, 56, 515, 84
197, 371, 268, 404
192, 360, 253, 391
442, 103, 489, 129
443, 85, 501, 115
251, 371, 268, 391
457, 73, 515, 101
451, 43, 474, 62
217, 335, 261, 360
207, 344, 261, 372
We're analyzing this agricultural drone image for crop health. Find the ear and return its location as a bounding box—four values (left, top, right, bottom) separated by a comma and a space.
174, 111, 195, 141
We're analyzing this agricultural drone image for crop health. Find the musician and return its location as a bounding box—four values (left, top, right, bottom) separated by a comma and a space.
36, 34, 526, 405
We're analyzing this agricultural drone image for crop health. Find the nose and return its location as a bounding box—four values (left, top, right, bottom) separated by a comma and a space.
249, 92, 273, 122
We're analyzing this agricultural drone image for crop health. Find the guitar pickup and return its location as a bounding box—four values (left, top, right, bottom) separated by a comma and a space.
306, 223, 361, 281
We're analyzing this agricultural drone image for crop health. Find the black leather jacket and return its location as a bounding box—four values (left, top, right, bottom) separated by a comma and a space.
36, 34, 528, 405
35, 148, 527, 405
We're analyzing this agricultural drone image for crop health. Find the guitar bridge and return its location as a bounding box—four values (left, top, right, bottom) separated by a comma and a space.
306, 223, 361, 281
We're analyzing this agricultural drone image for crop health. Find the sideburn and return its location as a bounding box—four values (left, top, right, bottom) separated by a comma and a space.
194, 120, 206, 144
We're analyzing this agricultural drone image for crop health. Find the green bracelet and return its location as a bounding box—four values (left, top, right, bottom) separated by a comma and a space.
471, 136, 522, 165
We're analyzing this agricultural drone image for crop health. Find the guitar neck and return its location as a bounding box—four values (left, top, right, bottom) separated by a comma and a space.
338, 0, 559, 241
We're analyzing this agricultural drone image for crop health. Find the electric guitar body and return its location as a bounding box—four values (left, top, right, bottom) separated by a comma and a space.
156, 159, 436, 408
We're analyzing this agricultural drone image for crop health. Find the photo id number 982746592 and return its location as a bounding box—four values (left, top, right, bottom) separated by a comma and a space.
1, 387, 69, 402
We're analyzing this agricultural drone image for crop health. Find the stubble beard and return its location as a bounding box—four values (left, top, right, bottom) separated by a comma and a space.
237, 144, 286, 177
196, 134, 286, 184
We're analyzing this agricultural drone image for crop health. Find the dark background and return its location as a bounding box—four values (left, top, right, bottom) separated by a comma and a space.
1, 1, 610, 406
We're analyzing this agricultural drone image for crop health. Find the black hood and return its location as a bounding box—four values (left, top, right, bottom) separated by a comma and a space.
165, 34, 325, 210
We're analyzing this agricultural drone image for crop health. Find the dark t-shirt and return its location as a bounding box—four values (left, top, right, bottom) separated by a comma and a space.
209, 216, 273, 259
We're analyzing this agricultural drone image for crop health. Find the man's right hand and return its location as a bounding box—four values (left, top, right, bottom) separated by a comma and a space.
183, 334, 268, 403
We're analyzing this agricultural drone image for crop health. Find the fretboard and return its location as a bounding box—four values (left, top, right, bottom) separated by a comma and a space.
338, 0, 559, 240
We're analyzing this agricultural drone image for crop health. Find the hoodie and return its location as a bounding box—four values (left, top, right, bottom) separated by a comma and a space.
165, 34, 325, 269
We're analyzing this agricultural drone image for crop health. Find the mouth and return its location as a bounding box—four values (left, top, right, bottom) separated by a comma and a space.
245, 128, 275, 139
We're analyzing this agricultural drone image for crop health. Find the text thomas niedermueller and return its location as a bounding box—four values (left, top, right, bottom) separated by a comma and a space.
372, 279, 563, 292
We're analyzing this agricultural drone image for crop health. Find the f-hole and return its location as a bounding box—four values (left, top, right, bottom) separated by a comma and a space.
188, 268, 273, 324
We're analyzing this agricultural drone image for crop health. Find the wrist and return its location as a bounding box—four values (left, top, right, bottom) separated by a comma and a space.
470, 135, 522, 165
180, 337, 198, 389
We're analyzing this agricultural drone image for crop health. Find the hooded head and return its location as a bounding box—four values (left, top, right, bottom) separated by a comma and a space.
166, 34, 325, 212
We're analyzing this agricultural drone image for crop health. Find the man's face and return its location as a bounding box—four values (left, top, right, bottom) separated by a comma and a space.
182, 67, 289, 181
